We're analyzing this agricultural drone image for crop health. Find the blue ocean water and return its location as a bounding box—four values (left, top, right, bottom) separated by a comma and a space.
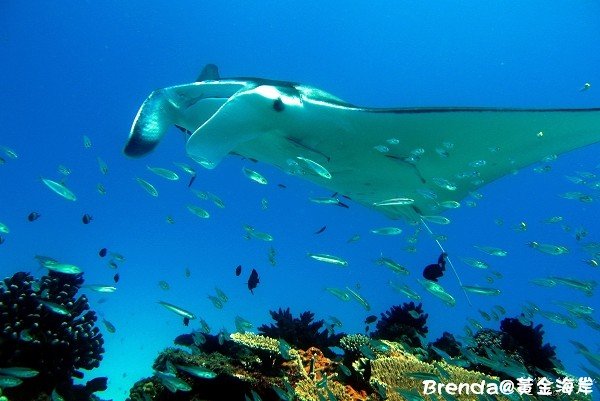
1, 2, 599, 400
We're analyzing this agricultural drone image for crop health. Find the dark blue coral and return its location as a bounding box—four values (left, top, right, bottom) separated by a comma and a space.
0, 270, 104, 398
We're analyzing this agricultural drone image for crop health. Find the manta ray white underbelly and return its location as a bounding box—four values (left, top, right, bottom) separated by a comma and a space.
124, 65, 600, 221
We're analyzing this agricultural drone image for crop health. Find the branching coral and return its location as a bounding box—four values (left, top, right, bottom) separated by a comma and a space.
340, 334, 370, 355
0, 271, 105, 400
230, 332, 280, 354
258, 308, 343, 357
371, 302, 428, 348
370, 351, 516, 401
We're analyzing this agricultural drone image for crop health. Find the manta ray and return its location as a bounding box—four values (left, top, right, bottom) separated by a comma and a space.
124, 64, 600, 222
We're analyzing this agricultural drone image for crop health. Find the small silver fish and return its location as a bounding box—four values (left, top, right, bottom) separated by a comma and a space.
187, 204, 210, 218
474, 245, 508, 257
370, 227, 403, 235
40, 300, 70, 316
84, 285, 117, 293
41, 178, 77, 201
158, 301, 196, 320
373, 197, 415, 207
82, 135, 92, 149
135, 177, 158, 197
296, 156, 331, 179
147, 166, 179, 180
307, 253, 348, 266
175, 364, 217, 379
325, 287, 350, 301
461, 285, 501, 296
43, 261, 82, 275
242, 167, 268, 184
0, 367, 39, 378
97, 157, 109, 175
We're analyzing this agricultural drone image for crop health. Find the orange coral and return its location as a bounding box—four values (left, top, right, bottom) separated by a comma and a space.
299, 347, 337, 380
282, 347, 368, 401
281, 346, 338, 381
342, 384, 369, 401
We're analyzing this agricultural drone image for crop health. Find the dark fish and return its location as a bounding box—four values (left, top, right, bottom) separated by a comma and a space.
277, 183, 287, 189
423, 252, 447, 282
113, 273, 120, 283
174, 333, 195, 346
235, 265, 242, 276
365, 315, 378, 324
188, 174, 196, 188
99, 248, 108, 257
27, 212, 41, 222
247, 268, 259, 294
0, 236, 4, 245
337, 201, 349, 209
314, 225, 327, 234
183, 317, 190, 326
82, 214, 93, 224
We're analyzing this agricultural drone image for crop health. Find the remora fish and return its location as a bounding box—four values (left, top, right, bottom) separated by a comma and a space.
124, 65, 600, 223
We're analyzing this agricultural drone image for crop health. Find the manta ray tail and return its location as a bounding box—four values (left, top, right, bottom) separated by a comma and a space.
420, 218, 472, 306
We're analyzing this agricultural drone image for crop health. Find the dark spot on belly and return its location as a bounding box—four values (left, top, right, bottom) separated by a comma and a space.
273, 98, 285, 112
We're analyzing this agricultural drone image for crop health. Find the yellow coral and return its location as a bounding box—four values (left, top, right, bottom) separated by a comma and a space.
295, 377, 367, 401
370, 350, 550, 401
230, 332, 280, 354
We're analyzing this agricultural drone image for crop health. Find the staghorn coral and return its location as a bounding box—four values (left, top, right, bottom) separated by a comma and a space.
370, 351, 514, 401
258, 308, 343, 357
0, 271, 105, 401
295, 378, 367, 401
371, 302, 428, 348
340, 334, 371, 354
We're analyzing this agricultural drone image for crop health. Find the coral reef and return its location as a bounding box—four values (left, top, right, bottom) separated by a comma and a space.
127, 306, 586, 401
258, 308, 344, 357
500, 317, 558, 374
0, 271, 105, 401
339, 334, 371, 359
468, 317, 560, 380
369, 350, 513, 401
370, 302, 428, 348
230, 332, 280, 354
427, 331, 463, 360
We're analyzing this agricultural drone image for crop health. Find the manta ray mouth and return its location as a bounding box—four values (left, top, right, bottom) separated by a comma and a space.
124, 81, 249, 158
